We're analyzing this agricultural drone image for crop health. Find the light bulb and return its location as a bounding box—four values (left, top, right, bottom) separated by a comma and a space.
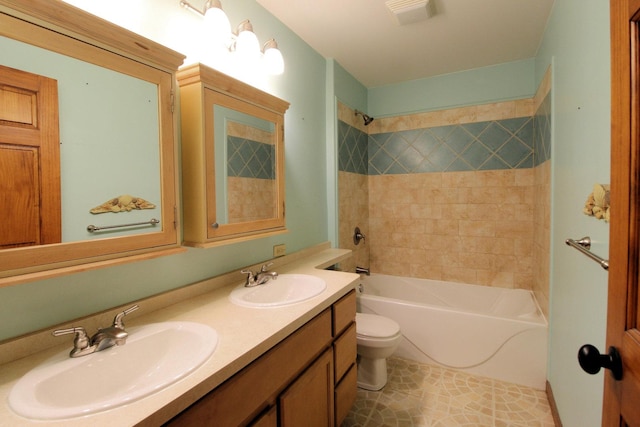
263, 39, 284, 75
204, 7, 231, 38
202, 1, 232, 49
234, 20, 261, 64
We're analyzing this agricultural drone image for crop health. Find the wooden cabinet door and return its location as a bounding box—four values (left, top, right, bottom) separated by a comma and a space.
280, 349, 335, 427
0, 64, 60, 248
250, 406, 277, 427
607, 0, 640, 425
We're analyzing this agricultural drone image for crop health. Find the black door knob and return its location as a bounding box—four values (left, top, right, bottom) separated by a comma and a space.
578, 344, 623, 380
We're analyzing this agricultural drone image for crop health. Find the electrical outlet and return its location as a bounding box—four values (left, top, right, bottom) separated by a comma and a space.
273, 244, 286, 257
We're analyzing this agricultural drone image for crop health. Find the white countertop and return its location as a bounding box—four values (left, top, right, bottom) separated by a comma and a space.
0, 247, 359, 426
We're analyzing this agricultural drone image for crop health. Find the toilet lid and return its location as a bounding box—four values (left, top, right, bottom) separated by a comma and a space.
356, 313, 400, 338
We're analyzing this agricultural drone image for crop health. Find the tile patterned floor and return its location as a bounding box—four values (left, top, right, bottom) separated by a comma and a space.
342, 357, 555, 427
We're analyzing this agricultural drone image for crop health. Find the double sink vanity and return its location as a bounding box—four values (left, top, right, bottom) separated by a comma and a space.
0, 245, 359, 426
0, 1, 359, 426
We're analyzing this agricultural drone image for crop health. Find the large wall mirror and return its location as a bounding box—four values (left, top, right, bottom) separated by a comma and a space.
0, 0, 185, 286
178, 64, 289, 247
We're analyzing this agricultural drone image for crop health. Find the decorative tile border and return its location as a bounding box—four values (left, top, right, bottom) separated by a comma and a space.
367, 99, 534, 135
367, 117, 534, 174
337, 96, 551, 175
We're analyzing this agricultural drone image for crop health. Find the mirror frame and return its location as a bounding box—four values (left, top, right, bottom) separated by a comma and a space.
0, 0, 186, 286
177, 63, 290, 247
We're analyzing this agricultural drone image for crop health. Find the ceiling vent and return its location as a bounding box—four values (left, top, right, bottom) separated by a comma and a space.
385, 0, 435, 25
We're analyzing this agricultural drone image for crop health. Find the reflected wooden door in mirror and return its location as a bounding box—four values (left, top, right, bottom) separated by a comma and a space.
0, 0, 186, 286
0, 65, 61, 248
178, 64, 290, 247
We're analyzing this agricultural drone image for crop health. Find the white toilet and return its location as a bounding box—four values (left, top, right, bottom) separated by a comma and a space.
355, 312, 402, 390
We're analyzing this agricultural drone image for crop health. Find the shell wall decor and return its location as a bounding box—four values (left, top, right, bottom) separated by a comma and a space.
583, 184, 610, 222
90, 194, 156, 214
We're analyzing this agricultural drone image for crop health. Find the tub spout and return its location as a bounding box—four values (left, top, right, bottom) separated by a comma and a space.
356, 266, 370, 276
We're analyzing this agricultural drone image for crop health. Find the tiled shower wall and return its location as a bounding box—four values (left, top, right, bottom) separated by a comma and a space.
337, 68, 551, 317
531, 68, 552, 316
338, 103, 370, 274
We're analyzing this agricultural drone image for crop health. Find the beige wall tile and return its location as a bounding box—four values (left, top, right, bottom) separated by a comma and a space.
338, 170, 369, 273
337, 97, 550, 317
366, 169, 538, 290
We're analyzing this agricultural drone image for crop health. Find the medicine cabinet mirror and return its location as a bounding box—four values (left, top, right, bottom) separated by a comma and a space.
178, 63, 289, 247
0, 0, 185, 286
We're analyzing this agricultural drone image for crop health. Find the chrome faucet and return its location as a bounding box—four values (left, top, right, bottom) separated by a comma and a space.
356, 266, 370, 276
53, 305, 139, 358
241, 263, 278, 287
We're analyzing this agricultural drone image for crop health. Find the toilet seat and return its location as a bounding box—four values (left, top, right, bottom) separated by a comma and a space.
356, 313, 400, 339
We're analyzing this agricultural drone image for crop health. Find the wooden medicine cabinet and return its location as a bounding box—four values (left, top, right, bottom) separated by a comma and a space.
0, 0, 186, 286
177, 64, 290, 247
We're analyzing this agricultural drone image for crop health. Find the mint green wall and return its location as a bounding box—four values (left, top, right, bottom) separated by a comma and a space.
0, 0, 329, 341
368, 58, 536, 117
334, 61, 369, 113
536, 1, 611, 426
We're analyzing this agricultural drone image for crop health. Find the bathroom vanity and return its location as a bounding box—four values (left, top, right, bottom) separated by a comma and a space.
167, 290, 356, 426
0, 244, 359, 426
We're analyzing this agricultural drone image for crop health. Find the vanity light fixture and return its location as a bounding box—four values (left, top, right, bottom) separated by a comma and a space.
179, 0, 284, 75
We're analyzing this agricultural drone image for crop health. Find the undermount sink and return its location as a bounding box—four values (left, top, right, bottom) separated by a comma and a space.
9, 321, 218, 420
229, 273, 326, 308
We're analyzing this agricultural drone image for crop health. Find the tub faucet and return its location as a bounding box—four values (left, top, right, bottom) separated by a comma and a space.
52, 305, 139, 358
241, 263, 278, 287
356, 266, 370, 276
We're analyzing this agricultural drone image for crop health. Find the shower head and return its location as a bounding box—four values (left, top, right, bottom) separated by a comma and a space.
355, 109, 374, 126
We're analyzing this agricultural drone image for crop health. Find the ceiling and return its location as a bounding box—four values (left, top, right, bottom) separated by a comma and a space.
256, 0, 554, 88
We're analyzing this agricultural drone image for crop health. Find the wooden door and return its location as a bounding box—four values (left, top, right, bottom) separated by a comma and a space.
0, 64, 60, 248
606, 0, 640, 425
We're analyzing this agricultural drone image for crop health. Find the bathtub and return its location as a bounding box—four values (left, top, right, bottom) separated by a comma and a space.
357, 273, 548, 390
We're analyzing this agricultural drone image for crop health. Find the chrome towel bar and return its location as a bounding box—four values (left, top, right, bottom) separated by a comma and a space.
565, 236, 609, 271
87, 218, 159, 233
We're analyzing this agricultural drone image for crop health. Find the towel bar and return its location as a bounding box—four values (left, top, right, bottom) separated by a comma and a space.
87, 218, 159, 233
565, 236, 609, 271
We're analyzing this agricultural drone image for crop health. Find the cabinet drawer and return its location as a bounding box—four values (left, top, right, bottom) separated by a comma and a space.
332, 290, 356, 336
334, 322, 356, 381
335, 363, 357, 426
168, 309, 332, 426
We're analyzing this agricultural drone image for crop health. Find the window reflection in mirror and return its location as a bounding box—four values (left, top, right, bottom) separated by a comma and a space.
214, 105, 277, 225
0, 35, 161, 244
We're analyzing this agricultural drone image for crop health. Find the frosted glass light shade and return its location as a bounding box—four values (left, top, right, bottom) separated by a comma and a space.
203, 6, 231, 39
235, 27, 261, 63
263, 40, 284, 75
